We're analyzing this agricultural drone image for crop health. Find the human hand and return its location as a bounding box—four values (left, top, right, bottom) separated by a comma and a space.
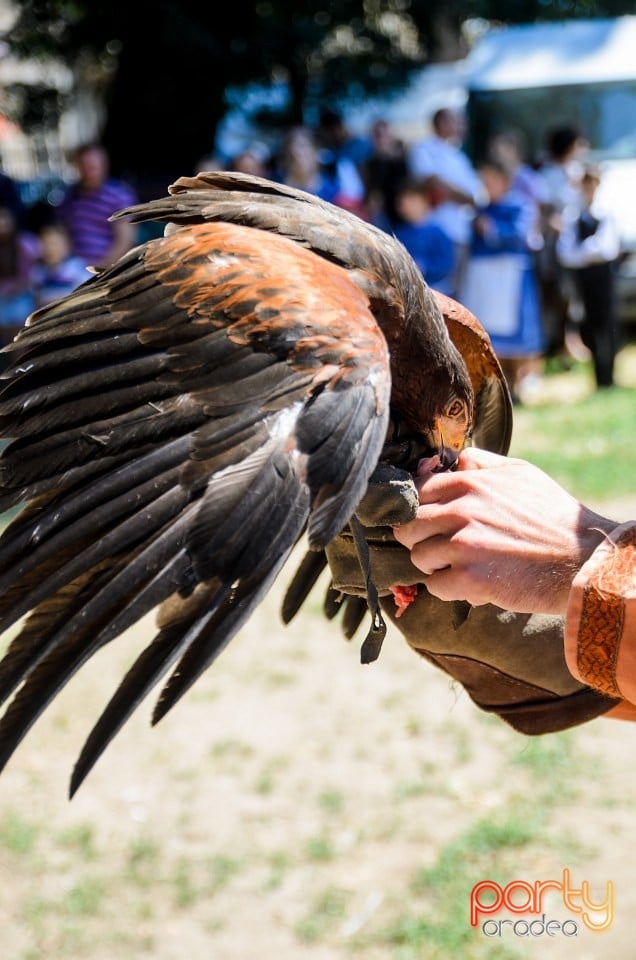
393, 448, 617, 614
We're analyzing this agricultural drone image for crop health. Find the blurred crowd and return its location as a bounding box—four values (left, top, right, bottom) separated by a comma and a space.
215, 107, 623, 400
0, 142, 138, 365
0, 110, 624, 398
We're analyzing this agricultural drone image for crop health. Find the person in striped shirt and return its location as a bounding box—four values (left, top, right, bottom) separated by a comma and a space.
56, 142, 139, 270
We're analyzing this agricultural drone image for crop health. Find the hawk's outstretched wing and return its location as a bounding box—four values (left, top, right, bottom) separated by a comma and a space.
0, 172, 506, 795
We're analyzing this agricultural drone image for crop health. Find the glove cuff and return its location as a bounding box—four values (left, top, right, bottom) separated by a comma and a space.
381, 592, 620, 735
419, 649, 620, 734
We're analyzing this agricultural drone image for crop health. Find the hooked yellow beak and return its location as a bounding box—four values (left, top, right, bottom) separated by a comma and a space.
434, 416, 467, 470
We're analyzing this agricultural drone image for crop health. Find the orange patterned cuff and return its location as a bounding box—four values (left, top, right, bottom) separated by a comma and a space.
565, 522, 636, 701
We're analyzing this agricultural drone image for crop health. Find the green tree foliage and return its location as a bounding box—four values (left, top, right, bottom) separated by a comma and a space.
4, 0, 636, 188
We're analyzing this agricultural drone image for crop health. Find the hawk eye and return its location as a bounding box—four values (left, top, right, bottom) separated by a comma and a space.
446, 399, 465, 418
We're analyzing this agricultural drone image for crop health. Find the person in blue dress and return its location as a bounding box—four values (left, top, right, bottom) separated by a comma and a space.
459, 158, 545, 402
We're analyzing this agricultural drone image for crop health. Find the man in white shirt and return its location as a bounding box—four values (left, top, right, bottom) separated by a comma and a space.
408, 108, 483, 295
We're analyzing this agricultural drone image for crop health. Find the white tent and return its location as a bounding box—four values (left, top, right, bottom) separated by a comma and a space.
466, 16, 636, 91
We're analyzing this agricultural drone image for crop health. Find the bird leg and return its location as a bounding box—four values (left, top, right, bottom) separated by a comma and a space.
348, 513, 387, 664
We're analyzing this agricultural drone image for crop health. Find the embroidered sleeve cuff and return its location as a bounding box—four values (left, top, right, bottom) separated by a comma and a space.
565, 522, 636, 701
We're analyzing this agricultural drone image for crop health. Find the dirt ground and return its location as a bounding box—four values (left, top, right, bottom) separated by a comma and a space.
2, 504, 635, 960
1, 359, 636, 959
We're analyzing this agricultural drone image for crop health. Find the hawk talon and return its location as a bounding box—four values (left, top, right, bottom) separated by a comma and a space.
349, 513, 388, 664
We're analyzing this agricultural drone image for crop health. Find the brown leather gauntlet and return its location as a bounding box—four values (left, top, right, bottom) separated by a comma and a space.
383, 592, 619, 734
319, 466, 620, 734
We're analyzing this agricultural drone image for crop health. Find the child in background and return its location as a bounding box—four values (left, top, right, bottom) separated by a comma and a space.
32, 222, 90, 307
391, 176, 455, 294
460, 159, 545, 402
0, 204, 39, 353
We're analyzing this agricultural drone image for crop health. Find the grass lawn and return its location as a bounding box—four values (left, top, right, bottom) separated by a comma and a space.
509, 340, 636, 503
